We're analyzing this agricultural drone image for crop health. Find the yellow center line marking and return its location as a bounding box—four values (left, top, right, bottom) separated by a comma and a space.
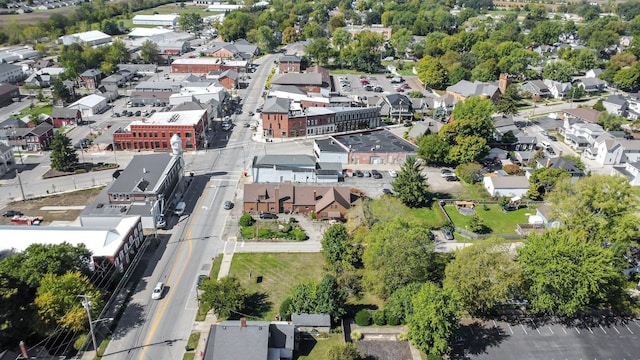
138, 185, 210, 359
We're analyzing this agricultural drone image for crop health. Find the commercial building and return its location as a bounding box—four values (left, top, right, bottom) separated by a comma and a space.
0, 63, 23, 83
171, 58, 247, 74
60, 30, 112, 47
50, 108, 82, 127
132, 14, 179, 27
113, 109, 208, 151
250, 154, 342, 183
0, 83, 19, 106
66, 94, 108, 117
329, 129, 418, 165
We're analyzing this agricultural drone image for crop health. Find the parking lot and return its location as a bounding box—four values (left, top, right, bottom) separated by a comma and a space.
334, 73, 420, 98
452, 317, 640, 359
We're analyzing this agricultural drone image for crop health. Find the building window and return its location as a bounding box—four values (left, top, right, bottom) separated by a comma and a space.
185, 132, 191, 138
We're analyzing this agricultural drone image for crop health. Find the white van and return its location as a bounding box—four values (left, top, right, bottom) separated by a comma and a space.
540, 141, 551, 149
174, 202, 186, 216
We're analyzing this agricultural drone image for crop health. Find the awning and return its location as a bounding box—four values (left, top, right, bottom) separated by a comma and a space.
327, 211, 341, 219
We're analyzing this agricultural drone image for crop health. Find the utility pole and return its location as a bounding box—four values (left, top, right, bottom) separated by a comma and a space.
16, 169, 25, 201
79, 295, 98, 356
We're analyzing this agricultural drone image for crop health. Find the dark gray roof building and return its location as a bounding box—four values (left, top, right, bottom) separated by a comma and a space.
263, 97, 290, 113
203, 320, 294, 360
332, 129, 418, 153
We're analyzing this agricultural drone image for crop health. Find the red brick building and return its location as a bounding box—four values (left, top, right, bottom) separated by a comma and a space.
171, 58, 247, 74
113, 109, 207, 151
278, 54, 301, 73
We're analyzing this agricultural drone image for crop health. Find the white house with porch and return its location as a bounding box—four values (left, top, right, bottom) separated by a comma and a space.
559, 119, 605, 150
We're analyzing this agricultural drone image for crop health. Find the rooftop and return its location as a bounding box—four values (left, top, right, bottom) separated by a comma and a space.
128, 109, 205, 127
332, 129, 418, 153
108, 154, 176, 194
315, 138, 348, 153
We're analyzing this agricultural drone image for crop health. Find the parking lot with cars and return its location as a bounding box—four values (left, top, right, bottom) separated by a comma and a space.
334, 73, 418, 98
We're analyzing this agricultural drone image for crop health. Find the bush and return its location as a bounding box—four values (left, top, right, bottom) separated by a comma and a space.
372, 309, 386, 326
503, 164, 521, 175
386, 312, 401, 326
289, 217, 297, 224
257, 228, 275, 238
498, 196, 510, 207
291, 228, 308, 241
455, 162, 483, 184
355, 309, 371, 326
310, 211, 317, 220
279, 297, 292, 321
239, 214, 254, 226
397, 332, 408, 341
280, 223, 292, 233
350, 330, 363, 341
73, 334, 88, 350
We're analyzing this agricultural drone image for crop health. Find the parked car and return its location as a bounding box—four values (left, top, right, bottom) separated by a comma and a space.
135, 110, 141, 116
3, 210, 23, 217
548, 135, 557, 141
440, 169, 454, 177
442, 228, 454, 240
503, 204, 517, 212
355, 170, 364, 177
363, 170, 371, 177
224, 200, 233, 210
112, 112, 120, 118
248, 111, 254, 116
259, 212, 278, 219
546, 147, 556, 156
151, 282, 164, 300
371, 170, 383, 179
388, 170, 398, 177
445, 175, 459, 182
382, 188, 393, 195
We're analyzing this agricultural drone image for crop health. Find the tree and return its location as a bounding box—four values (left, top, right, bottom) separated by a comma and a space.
328, 343, 364, 360
50, 132, 79, 172
35, 271, 102, 332
417, 134, 450, 165
526, 167, 571, 200
447, 135, 489, 164
252, 25, 279, 54
200, 276, 246, 318
598, 112, 626, 131
417, 56, 448, 90
567, 84, 586, 101
332, 27, 352, 51
385, 282, 423, 325
408, 282, 459, 357
288, 275, 347, 320
390, 28, 412, 58
613, 64, 640, 91
52, 77, 70, 102
391, 156, 430, 208
455, 162, 483, 183
542, 61, 575, 83
517, 229, 628, 316
587, 29, 619, 53
140, 40, 159, 64
450, 96, 495, 138
444, 239, 523, 315
305, 37, 331, 65
528, 20, 563, 46
322, 223, 351, 272
362, 219, 437, 299
495, 84, 520, 116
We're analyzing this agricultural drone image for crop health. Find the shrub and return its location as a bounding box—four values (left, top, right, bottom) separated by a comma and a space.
397, 332, 408, 341
73, 334, 88, 350
289, 217, 297, 224
372, 309, 386, 326
310, 211, 317, 220
468, 215, 490, 234
279, 297, 292, 321
455, 162, 484, 184
291, 228, 308, 241
386, 312, 401, 326
350, 330, 363, 341
280, 223, 292, 233
239, 214, 254, 226
257, 228, 275, 238
498, 196, 510, 207
503, 164, 521, 175
355, 309, 371, 326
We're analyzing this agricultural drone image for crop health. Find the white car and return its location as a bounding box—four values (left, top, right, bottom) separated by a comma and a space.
152, 282, 164, 300
388, 170, 398, 178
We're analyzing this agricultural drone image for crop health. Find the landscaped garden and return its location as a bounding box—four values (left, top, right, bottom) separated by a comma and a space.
238, 214, 307, 240
444, 203, 537, 235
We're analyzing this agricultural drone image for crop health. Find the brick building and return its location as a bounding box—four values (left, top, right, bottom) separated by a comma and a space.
171, 58, 247, 74
113, 109, 207, 151
278, 54, 301, 73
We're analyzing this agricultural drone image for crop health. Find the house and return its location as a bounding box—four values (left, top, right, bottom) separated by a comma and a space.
561, 108, 601, 124
0, 63, 24, 83
377, 93, 413, 121
559, 118, 604, 150
8, 122, 54, 151
0, 83, 20, 106
67, 94, 108, 117
203, 40, 259, 60
535, 156, 584, 178
278, 54, 301, 73
543, 79, 572, 99
203, 319, 294, 360
243, 183, 352, 219
612, 162, 640, 186
251, 154, 341, 183
0, 143, 13, 175
217, 69, 238, 90
602, 95, 628, 117
406, 120, 445, 143
483, 175, 530, 197
50, 108, 82, 127
575, 77, 606, 94
584, 132, 640, 165
520, 80, 551, 98
81, 153, 184, 229
291, 313, 331, 333
446, 75, 509, 101
80, 69, 103, 89
585, 68, 604, 78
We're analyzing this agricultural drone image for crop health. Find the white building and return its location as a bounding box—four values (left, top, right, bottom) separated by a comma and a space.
132, 14, 180, 27
0, 63, 23, 83
483, 175, 530, 197
314, 138, 349, 163
60, 30, 112, 46
67, 94, 108, 117
612, 162, 640, 186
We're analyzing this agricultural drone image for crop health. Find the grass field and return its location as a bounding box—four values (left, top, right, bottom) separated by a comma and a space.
297, 333, 344, 360
444, 204, 536, 234
367, 197, 447, 227
228, 253, 325, 321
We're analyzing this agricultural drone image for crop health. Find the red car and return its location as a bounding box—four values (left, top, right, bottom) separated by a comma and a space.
395, 87, 404, 92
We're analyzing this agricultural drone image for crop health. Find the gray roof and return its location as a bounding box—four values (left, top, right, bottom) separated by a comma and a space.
51, 108, 79, 118
253, 154, 316, 168
315, 138, 348, 153
578, 77, 605, 88
108, 154, 173, 194
205, 322, 269, 360
0, 63, 21, 74
292, 313, 331, 327
383, 93, 412, 106
332, 129, 418, 153
446, 80, 499, 98
81, 69, 102, 77
536, 157, 584, 176
279, 54, 301, 63
263, 97, 290, 113
219, 69, 238, 80
271, 73, 323, 86
604, 95, 627, 106
29, 122, 53, 136
489, 175, 530, 189
270, 84, 307, 95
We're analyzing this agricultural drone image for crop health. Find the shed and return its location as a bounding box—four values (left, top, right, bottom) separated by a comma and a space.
291, 313, 331, 333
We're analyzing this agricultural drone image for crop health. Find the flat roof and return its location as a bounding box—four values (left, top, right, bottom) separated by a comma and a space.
172, 58, 247, 66
332, 129, 417, 153
129, 109, 205, 127
315, 138, 348, 153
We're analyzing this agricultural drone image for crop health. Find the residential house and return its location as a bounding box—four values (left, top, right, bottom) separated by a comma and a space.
203, 319, 294, 360
8, 122, 54, 151
50, 108, 82, 127
406, 120, 445, 143
584, 132, 640, 165
243, 183, 352, 219
561, 108, 601, 124
520, 80, 551, 98
278, 54, 301, 73
291, 313, 331, 334
543, 79, 571, 99
250, 154, 341, 183
560, 119, 605, 150
602, 95, 628, 117
575, 77, 606, 94
377, 93, 413, 121
611, 162, 640, 186
80, 69, 103, 89
483, 175, 530, 197
67, 94, 108, 117
0, 83, 20, 107
203, 40, 259, 61
535, 156, 585, 178
585, 68, 604, 79
446, 79, 501, 101
24, 73, 52, 88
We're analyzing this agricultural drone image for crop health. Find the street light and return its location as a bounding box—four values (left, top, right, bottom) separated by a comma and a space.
79, 295, 98, 356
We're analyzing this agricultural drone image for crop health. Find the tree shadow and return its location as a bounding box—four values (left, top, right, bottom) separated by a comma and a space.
449, 321, 510, 359
109, 302, 148, 340
233, 292, 272, 320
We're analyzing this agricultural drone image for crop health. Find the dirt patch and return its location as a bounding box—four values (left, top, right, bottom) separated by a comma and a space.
42, 163, 118, 179
0, 7, 76, 26
0, 187, 104, 226
355, 340, 412, 360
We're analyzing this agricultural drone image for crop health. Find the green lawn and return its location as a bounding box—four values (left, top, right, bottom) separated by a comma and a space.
297, 333, 343, 360
239, 220, 307, 241
228, 253, 325, 321
367, 197, 447, 227
461, 182, 492, 200
444, 204, 536, 235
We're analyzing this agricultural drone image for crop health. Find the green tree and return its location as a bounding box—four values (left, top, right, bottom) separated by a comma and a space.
332, 27, 352, 51
447, 135, 489, 164
322, 223, 351, 272
587, 29, 619, 53
385, 282, 423, 325
517, 229, 628, 316
390, 28, 412, 58
450, 96, 495, 138
200, 276, 246, 318
49, 132, 79, 172
140, 40, 159, 64
35, 271, 102, 332
391, 156, 430, 208
362, 219, 437, 299
528, 20, 563, 46
567, 84, 586, 101
105, 39, 130, 66
417, 55, 448, 90
408, 282, 459, 357
598, 112, 626, 131
444, 239, 523, 315
328, 343, 364, 360
526, 167, 571, 200
305, 37, 331, 65
613, 64, 640, 91
495, 84, 520, 116
52, 77, 70, 102
289, 274, 347, 320
252, 25, 279, 53
455, 162, 483, 183
417, 134, 450, 166
542, 61, 575, 83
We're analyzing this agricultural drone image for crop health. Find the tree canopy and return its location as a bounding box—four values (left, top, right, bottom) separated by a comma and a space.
391, 156, 430, 208
49, 132, 79, 172
287, 274, 347, 320
200, 276, 246, 319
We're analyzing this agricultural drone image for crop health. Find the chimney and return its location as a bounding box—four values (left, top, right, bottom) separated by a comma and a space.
313, 190, 317, 200
19, 341, 28, 359
545, 158, 551, 168
240, 317, 247, 328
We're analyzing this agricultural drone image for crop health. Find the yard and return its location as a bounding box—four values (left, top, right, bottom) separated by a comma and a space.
239, 218, 307, 241
366, 197, 447, 228
228, 253, 325, 321
297, 333, 344, 360
444, 204, 537, 235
